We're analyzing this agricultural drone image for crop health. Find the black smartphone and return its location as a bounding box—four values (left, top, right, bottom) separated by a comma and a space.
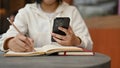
51, 17, 70, 42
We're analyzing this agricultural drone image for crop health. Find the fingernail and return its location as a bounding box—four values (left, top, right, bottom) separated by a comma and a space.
58, 27, 61, 29
51, 33, 55, 35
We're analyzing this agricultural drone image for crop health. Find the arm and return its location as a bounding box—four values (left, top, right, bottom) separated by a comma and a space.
70, 7, 93, 50
0, 9, 34, 52
52, 7, 93, 50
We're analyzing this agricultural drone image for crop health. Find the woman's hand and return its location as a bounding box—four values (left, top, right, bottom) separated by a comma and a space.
6, 34, 34, 52
52, 27, 81, 46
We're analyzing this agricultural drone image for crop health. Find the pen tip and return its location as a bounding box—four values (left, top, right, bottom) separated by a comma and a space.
7, 18, 9, 20
7, 18, 10, 22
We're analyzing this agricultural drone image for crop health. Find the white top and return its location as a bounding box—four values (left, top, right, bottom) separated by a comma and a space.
0, 2, 93, 51
37, 3, 55, 19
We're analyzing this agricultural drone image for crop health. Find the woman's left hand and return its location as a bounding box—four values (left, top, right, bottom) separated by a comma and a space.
52, 27, 81, 46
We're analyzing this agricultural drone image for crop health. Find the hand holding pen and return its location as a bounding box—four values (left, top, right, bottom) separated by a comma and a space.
6, 18, 35, 52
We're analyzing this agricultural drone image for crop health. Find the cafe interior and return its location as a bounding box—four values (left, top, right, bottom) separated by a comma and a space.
0, 0, 120, 68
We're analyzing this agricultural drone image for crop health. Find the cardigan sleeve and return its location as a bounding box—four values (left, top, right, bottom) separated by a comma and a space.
70, 7, 93, 50
0, 8, 28, 51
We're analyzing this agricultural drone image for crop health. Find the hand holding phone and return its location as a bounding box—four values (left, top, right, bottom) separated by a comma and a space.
52, 17, 70, 42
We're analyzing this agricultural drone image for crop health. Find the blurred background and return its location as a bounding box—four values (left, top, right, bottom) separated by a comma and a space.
0, 0, 120, 68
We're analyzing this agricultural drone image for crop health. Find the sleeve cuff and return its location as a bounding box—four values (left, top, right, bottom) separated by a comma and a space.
0, 37, 14, 52
76, 39, 86, 48
75, 36, 86, 49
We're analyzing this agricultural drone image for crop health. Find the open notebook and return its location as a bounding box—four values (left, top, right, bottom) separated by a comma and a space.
4, 44, 94, 57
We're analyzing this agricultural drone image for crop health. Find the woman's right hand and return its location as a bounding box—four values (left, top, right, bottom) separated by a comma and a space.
6, 34, 34, 52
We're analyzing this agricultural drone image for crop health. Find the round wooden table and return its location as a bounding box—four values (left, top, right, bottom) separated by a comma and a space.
0, 52, 111, 68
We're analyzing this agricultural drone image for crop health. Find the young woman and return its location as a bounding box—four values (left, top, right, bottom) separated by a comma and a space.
0, 0, 93, 52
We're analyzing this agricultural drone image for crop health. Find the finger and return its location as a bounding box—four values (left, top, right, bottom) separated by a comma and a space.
16, 34, 33, 51
15, 39, 29, 50
53, 37, 64, 44
52, 33, 66, 40
12, 42, 26, 52
20, 39, 32, 50
17, 34, 31, 47
17, 43, 32, 52
16, 34, 34, 52
27, 38, 35, 51
16, 39, 26, 48
58, 27, 69, 35
25, 38, 32, 46
27, 38, 34, 46
24, 38, 34, 52
68, 27, 74, 34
